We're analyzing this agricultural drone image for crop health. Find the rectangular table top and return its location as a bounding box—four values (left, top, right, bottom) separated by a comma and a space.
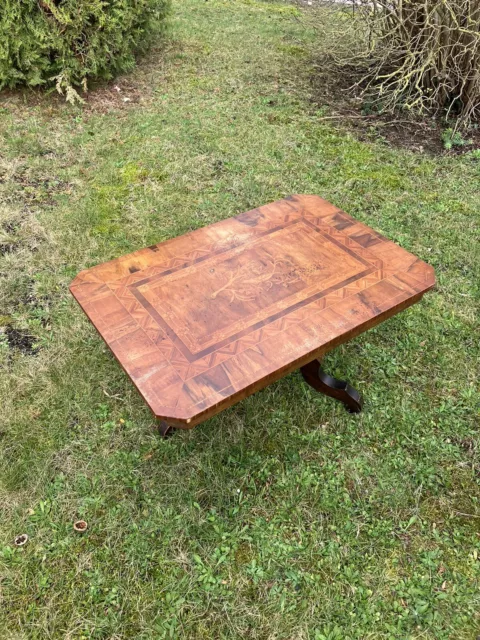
70, 195, 435, 427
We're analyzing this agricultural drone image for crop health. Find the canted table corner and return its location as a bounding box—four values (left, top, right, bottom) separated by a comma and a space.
70, 194, 435, 436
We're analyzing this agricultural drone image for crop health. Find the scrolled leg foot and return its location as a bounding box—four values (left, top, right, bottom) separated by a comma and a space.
157, 420, 175, 438
301, 359, 363, 413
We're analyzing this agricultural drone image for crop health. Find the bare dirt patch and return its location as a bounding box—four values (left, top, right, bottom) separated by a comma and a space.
3, 326, 38, 355
303, 6, 480, 155
310, 60, 480, 155
0, 42, 176, 116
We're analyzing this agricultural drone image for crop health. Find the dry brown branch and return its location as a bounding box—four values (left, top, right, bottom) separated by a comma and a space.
314, 0, 480, 124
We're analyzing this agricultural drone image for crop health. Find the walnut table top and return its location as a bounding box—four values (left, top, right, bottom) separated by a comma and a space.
70, 195, 435, 428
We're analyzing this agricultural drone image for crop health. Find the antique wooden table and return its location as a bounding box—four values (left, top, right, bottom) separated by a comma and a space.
70, 195, 435, 436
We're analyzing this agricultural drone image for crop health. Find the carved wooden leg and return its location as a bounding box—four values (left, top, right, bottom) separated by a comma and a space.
157, 420, 176, 438
300, 359, 363, 413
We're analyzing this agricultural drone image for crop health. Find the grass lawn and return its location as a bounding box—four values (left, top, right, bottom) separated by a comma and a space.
0, 0, 479, 637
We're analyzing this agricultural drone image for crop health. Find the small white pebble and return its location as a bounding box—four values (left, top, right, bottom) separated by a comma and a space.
14, 534, 28, 547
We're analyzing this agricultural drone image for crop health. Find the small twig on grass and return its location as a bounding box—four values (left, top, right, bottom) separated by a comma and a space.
102, 388, 125, 401
316, 113, 379, 120
317, 114, 429, 129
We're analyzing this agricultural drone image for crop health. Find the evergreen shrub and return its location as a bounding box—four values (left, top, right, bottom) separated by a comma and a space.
0, 0, 170, 100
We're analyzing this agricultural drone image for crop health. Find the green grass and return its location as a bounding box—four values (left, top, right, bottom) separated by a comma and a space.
0, 0, 479, 637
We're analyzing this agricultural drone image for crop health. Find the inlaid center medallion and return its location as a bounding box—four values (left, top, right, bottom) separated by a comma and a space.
131, 219, 373, 360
